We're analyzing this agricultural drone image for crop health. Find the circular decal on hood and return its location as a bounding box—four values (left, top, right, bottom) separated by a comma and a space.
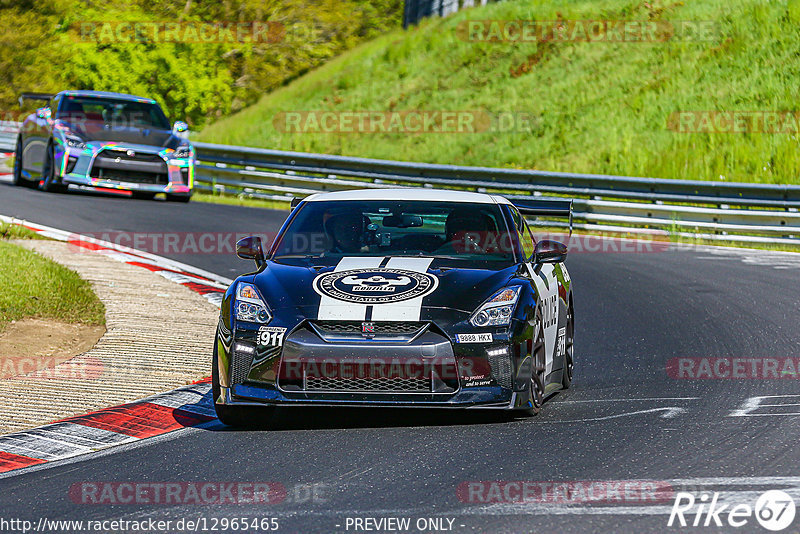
313, 268, 438, 304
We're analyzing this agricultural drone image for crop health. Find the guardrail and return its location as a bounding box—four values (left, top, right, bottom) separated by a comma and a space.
0, 122, 18, 152
2, 119, 798, 245
192, 141, 800, 246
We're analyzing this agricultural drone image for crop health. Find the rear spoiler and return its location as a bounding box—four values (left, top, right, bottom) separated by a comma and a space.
18, 93, 54, 107
513, 198, 573, 235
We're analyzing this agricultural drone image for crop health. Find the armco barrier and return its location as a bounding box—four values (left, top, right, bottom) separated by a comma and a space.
1, 120, 798, 245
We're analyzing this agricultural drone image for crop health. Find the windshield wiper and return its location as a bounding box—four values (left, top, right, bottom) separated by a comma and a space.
272, 254, 324, 260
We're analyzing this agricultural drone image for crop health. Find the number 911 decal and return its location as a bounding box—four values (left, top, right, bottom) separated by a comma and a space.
258, 326, 287, 347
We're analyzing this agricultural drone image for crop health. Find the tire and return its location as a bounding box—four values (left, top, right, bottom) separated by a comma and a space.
39, 142, 68, 193
12, 136, 25, 187
561, 303, 574, 389
131, 191, 156, 200
212, 340, 274, 428
522, 309, 546, 416
166, 193, 191, 203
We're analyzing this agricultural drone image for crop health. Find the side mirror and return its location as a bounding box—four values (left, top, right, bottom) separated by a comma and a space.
534, 240, 567, 264
172, 121, 189, 137
36, 107, 51, 120
236, 236, 266, 269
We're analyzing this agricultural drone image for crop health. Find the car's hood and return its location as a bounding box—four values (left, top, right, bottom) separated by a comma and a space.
57, 119, 180, 148
253, 258, 516, 323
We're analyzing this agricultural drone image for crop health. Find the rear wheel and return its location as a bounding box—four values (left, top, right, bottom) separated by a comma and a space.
39, 142, 68, 193
522, 310, 546, 416
131, 191, 156, 200
212, 340, 274, 428
562, 303, 574, 389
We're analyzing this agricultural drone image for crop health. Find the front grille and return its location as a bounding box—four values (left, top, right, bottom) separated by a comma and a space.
312, 321, 427, 341
89, 168, 169, 184
90, 149, 169, 184
95, 150, 164, 164
305, 376, 431, 392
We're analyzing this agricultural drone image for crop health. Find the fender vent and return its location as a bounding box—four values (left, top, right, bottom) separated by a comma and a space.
230, 343, 255, 385
488, 351, 512, 389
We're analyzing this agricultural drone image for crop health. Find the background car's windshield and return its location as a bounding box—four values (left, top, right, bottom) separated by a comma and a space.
272, 200, 517, 268
56, 96, 170, 130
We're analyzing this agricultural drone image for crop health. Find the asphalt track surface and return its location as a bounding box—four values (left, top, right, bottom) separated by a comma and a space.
1, 181, 800, 533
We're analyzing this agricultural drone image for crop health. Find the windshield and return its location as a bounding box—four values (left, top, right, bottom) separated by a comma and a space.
271, 200, 517, 268
56, 96, 170, 130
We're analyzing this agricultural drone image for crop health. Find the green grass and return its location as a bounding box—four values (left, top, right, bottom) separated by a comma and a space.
0, 223, 45, 240
198, 0, 800, 184
0, 240, 105, 331
192, 191, 292, 211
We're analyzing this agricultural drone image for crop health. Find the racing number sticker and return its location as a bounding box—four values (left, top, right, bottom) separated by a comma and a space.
258, 327, 286, 347
556, 327, 566, 357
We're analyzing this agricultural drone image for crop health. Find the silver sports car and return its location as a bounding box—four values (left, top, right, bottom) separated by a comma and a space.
12, 90, 194, 202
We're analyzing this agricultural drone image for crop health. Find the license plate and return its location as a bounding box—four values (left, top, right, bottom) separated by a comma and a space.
456, 333, 493, 343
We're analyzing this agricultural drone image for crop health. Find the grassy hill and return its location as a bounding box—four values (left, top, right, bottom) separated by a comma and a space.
198, 0, 800, 184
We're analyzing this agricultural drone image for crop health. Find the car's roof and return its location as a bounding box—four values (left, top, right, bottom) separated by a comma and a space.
304, 188, 512, 205
58, 90, 157, 104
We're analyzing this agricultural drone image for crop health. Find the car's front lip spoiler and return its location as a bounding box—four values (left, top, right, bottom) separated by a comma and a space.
63, 174, 191, 193
217, 386, 519, 410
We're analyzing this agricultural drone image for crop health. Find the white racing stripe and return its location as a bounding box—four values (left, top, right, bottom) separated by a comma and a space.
316, 257, 385, 320
316, 257, 436, 321
372, 257, 435, 321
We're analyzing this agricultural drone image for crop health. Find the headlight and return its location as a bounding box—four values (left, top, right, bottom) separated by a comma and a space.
470, 286, 520, 327
65, 136, 86, 149
234, 282, 271, 324
173, 144, 193, 159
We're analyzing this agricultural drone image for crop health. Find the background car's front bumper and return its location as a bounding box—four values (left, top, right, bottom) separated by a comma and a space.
56, 142, 193, 194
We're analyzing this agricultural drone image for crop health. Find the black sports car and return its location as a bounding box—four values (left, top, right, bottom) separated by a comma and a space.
12, 90, 194, 202
213, 189, 574, 426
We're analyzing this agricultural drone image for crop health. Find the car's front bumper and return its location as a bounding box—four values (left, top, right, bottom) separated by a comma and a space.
216, 319, 537, 411
55, 142, 193, 194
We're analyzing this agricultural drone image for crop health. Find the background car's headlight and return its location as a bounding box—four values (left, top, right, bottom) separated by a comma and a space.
65, 136, 86, 149
470, 286, 520, 327
235, 282, 271, 324
173, 144, 193, 159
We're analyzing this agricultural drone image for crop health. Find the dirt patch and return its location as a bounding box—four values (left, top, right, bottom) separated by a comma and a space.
0, 318, 105, 379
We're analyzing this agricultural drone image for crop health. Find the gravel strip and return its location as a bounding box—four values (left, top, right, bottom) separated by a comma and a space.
0, 239, 219, 434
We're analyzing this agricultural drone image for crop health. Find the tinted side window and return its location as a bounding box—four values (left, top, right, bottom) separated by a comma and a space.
510, 207, 535, 260
520, 216, 537, 258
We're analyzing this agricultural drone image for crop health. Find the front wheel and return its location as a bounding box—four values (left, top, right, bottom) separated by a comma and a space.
522, 310, 546, 416
211, 341, 274, 428
39, 142, 68, 193
131, 191, 156, 200
12, 136, 25, 186
166, 193, 191, 203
